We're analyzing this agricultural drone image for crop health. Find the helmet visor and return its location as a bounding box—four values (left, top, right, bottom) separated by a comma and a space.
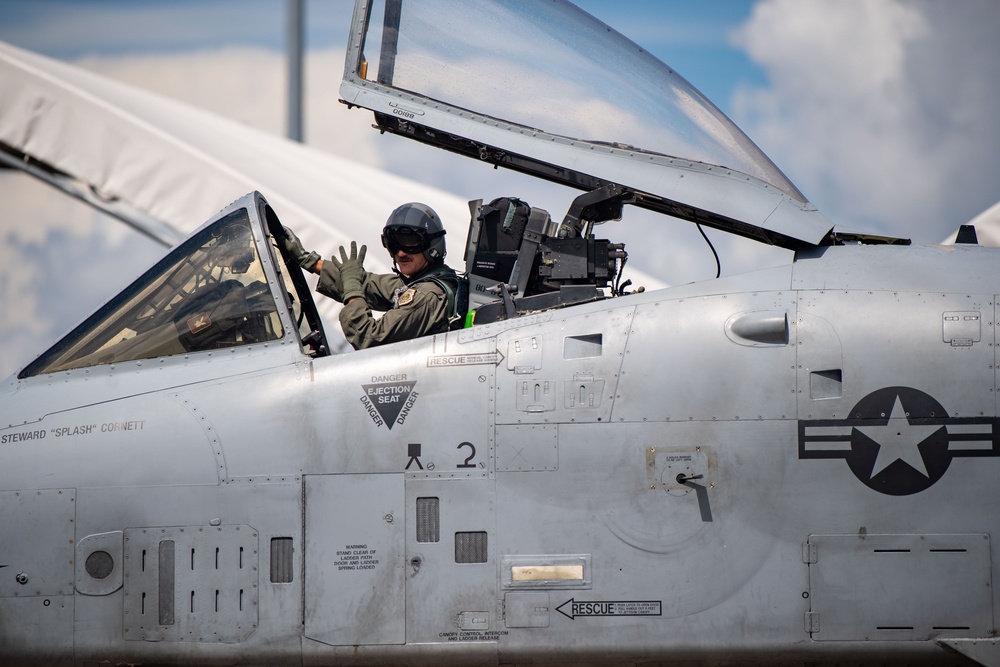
382, 225, 436, 255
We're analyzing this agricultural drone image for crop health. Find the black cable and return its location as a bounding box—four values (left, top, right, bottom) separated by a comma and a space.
697, 223, 721, 279
613, 254, 628, 296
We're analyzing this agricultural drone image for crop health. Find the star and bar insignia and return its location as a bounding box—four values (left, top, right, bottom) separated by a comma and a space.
798, 386, 1000, 495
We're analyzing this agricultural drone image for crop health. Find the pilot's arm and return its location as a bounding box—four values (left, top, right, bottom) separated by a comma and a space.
316, 252, 402, 309
315, 260, 349, 301
339, 278, 450, 349
279, 226, 323, 273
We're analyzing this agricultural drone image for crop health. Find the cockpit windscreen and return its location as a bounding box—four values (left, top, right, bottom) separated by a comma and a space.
21, 210, 284, 377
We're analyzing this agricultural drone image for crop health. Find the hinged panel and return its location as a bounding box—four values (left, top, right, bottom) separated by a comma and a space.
563, 378, 605, 409
404, 478, 497, 643
0, 489, 75, 598
458, 610, 490, 630
497, 425, 558, 472
943, 311, 981, 346
508, 336, 542, 373
304, 474, 404, 646
515, 379, 557, 413
808, 533, 992, 640
505, 592, 551, 628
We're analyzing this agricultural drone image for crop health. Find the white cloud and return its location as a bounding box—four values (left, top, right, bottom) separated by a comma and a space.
75, 46, 381, 168
730, 0, 1000, 240
0, 224, 49, 338
0, 173, 165, 378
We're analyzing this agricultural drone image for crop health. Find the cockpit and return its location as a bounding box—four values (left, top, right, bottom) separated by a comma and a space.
18, 187, 632, 377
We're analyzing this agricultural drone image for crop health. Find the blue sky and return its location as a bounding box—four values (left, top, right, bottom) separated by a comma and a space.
577, 0, 765, 105
0, 0, 762, 115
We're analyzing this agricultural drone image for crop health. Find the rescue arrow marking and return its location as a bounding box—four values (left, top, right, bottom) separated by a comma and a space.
556, 598, 662, 620
426, 351, 505, 368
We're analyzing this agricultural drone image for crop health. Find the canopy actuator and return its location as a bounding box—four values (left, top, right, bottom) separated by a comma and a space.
558, 184, 638, 239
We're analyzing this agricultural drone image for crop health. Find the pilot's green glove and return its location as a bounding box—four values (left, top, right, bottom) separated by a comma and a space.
331, 241, 367, 302
280, 225, 320, 270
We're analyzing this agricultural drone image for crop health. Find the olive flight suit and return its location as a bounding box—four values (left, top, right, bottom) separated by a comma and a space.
317, 262, 461, 350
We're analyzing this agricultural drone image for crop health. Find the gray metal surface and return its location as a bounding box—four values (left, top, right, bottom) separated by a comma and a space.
404, 477, 497, 644
796, 290, 994, 421
808, 533, 992, 641
304, 473, 405, 646
494, 305, 632, 426
616, 291, 797, 422
122, 525, 259, 643
0, 489, 75, 598
75, 531, 123, 596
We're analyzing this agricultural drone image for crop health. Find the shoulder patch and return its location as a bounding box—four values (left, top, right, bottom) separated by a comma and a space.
396, 287, 417, 306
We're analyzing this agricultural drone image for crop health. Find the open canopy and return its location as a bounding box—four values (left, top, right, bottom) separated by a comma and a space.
340, 0, 835, 248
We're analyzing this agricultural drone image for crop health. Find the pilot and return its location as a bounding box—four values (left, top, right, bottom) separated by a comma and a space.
281, 202, 465, 349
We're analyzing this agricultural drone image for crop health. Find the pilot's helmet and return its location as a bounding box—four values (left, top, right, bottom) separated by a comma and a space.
381, 202, 446, 263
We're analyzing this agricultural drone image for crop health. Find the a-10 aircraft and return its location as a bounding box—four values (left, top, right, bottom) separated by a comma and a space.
2, 0, 998, 665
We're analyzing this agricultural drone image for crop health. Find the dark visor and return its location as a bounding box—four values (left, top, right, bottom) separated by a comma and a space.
382, 225, 444, 254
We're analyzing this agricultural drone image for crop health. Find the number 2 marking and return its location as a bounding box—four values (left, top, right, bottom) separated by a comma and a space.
457, 441, 477, 468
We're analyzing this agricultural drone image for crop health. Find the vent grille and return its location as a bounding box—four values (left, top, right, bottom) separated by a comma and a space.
416, 497, 440, 543
158, 540, 175, 626
455, 531, 488, 563
270, 537, 294, 583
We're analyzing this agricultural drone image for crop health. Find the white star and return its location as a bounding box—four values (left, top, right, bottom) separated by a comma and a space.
856, 396, 941, 479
